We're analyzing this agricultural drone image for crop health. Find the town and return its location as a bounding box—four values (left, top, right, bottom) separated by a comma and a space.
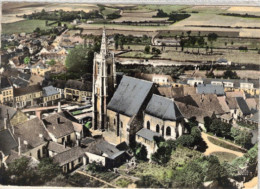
0, 2, 259, 189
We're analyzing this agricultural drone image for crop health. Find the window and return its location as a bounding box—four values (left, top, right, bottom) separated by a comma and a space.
107, 64, 111, 75
147, 121, 150, 130
114, 118, 116, 125
121, 121, 123, 128
166, 127, 171, 136
156, 125, 160, 133
37, 149, 41, 159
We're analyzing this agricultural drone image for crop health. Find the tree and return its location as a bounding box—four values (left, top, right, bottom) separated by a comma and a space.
180, 38, 186, 52
65, 45, 94, 74
134, 143, 148, 161
231, 127, 252, 149
223, 70, 239, 79
46, 59, 56, 66
23, 56, 30, 64
6, 157, 37, 185
37, 158, 61, 183
144, 45, 150, 54
207, 33, 218, 54
197, 36, 205, 54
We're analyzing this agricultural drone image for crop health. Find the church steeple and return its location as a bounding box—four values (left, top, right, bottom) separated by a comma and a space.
100, 27, 107, 55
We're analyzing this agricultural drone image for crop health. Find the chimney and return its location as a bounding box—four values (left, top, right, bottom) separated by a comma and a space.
18, 137, 21, 155
4, 118, 8, 130
57, 117, 61, 124
57, 101, 62, 113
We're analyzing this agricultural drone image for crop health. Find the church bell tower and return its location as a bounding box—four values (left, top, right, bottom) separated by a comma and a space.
92, 27, 116, 130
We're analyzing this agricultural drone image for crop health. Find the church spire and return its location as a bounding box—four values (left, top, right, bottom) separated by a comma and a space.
100, 26, 107, 55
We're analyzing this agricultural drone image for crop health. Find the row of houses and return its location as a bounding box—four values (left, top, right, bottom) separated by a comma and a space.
0, 76, 92, 108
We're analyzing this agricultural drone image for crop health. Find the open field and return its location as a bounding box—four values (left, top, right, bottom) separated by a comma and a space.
2, 2, 98, 23
210, 152, 238, 163
2, 19, 52, 34
140, 5, 191, 14
119, 51, 154, 59
102, 7, 119, 16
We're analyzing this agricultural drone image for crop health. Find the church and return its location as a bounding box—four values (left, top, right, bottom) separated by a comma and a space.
92, 28, 185, 146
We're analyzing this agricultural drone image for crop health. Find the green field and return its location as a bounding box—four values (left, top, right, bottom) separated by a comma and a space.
140, 5, 190, 14
2, 19, 52, 34
119, 51, 154, 59
207, 136, 246, 153
102, 7, 119, 16
210, 152, 238, 163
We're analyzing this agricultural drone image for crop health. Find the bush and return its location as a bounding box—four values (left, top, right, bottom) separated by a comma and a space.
231, 127, 253, 149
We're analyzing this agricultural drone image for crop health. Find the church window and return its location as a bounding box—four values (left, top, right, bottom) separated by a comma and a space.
156, 124, 160, 133
166, 127, 171, 136
147, 121, 150, 130
114, 118, 116, 125
107, 64, 111, 75
121, 121, 123, 128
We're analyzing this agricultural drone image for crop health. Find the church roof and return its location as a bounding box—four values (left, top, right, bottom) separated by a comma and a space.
107, 76, 154, 117
145, 94, 183, 121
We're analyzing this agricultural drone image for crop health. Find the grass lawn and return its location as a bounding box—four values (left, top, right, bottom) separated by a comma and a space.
115, 177, 133, 187
210, 151, 238, 163
2, 19, 52, 34
102, 7, 119, 16
207, 136, 246, 153
140, 5, 191, 14
119, 51, 154, 59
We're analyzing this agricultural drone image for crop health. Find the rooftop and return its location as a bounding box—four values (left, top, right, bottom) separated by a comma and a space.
14, 84, 42, 97
107, 76, 154, 117
145, 94, 183, 121
43, 85, 59, 97
0, 129, 18, 155
136, 128, 161, 141
197, 84, 225, 96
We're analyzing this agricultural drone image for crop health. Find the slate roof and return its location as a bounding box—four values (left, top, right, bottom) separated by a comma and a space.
14, 84, 42, 96
43, 112, 75, 139
197, 84, 225, 95
53, 146, 85, 166
43, 85, 59, 97
0, 105, 17, 130
236, 97, 251, 115
47, 141, 71, 153
14, 117, 50, 153
145, 94, 183, 121
0, 129, 18, 155
107, 76, 154, 117
18, 73, 31, 81
136, 128, 161, 141
0, 77, 12, 90
85, 138, 125, 159
65, 80, 92, 92
10, 77, 29, 88
248, 111, 259, 123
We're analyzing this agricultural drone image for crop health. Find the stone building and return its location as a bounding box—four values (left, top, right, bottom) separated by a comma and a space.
0, 76, 13, 105
92, 27, 116, 130
42, 85, 61, 106
105, 76, 156, 145
13, 84, 43, 108
64, 80, 92, 102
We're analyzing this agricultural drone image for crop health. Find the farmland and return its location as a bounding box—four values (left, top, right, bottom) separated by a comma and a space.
2, 19, 52, 34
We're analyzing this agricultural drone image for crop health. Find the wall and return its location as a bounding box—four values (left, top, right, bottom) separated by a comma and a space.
0, 88, 13, 104
10, 110, 28, 126
85, 152, 106, 166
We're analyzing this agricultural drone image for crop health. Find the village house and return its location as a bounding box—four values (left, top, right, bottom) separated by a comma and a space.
84, 138, 126, 168
53, 146, 86, 173
42, 112, 82, 146
64, 80, 92, 102
105, 76, 156, 145
0, 76, 14, 105
13, 117, 51, 160
47, 141, 71, 157
0, 104, 28, 130
31, 61, 51, 76
235, 97, 252, 121
0, 129, 18, 158
13, 84, 43, 108
196, 84, 225, 96
42, 85, 61, 106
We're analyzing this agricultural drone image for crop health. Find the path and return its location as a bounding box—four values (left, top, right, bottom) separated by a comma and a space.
76, 170, 118, 188
201, 132, 244, 157
243, 176, 258, 189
